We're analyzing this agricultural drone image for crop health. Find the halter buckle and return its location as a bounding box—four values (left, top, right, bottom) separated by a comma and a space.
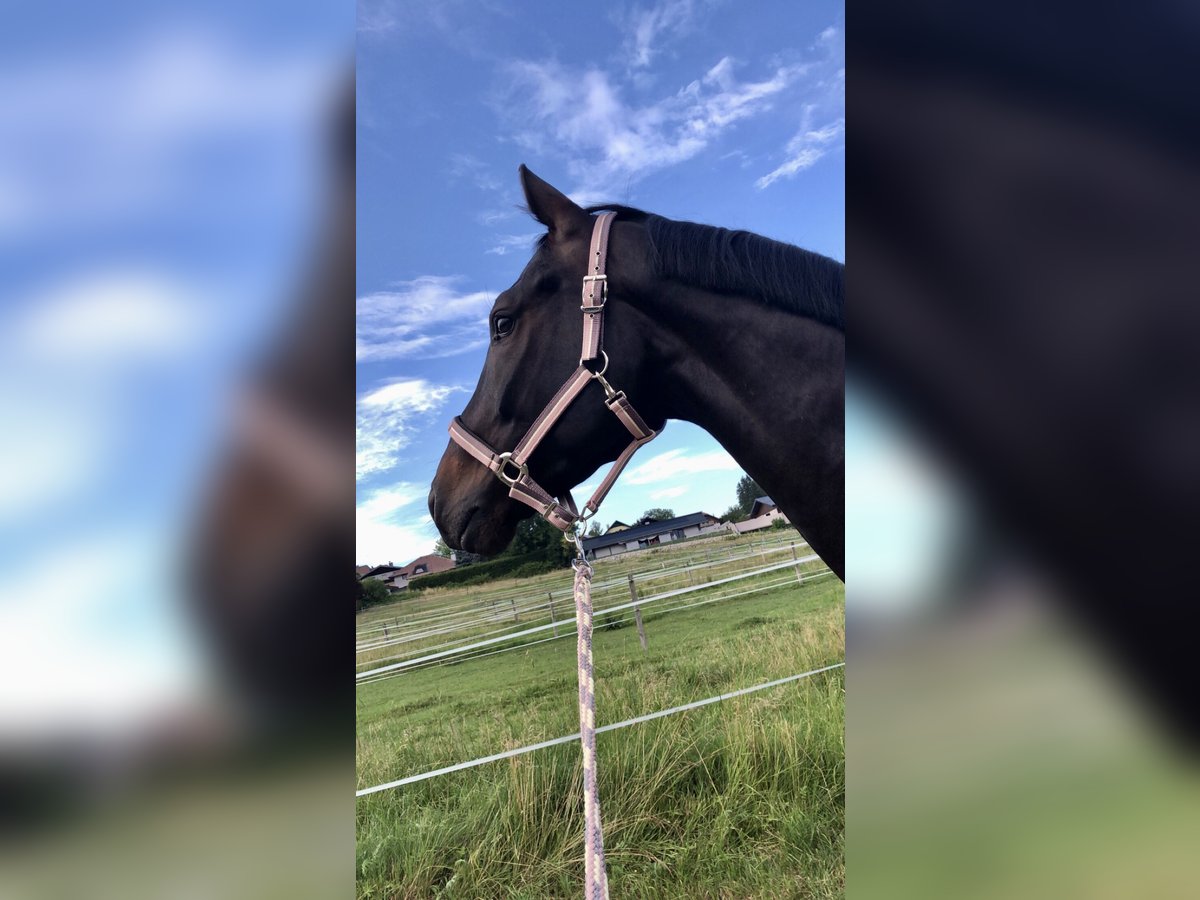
494, 451, 529, 488
581, 274, 607, 310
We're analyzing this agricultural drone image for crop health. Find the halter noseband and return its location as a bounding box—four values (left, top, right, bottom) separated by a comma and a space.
448, 212, 659, 534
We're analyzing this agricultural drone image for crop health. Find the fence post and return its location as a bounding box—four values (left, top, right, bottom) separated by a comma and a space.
383, 624, 389, 639
791, 540, 803, 585
628, 574, 648, 653
511, 596, 519, 623
548, 591, 559, 638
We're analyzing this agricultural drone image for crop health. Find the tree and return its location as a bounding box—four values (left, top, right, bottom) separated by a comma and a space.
502, 516, 574, 565
360, 577, 393, 608
638, 507, 675, 524
587, 522, 603, 537
721, 475, 766, 523
735, 475, 765, 516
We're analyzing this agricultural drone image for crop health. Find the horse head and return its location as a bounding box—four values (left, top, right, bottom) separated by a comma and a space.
429, 166, 666, 555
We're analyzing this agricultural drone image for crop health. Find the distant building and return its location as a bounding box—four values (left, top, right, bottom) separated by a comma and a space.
736, 496, 790, 534
355, 565, 371, 578
604, 520, 631, 534
582, 512, 720, 560
398, 554, 455, 580
359, 563, 405, 593
748, 496, 780, 519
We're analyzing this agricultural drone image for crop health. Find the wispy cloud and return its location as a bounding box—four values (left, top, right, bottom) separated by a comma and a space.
502, 55, 807, 199
356, 378, 460, 480
476, 207, 518, 226
448, 152, 502, 192
485, 231, 541, 256
624, 447, 739, 485
620, 0, 707, 69
756, 115, 844, 189
355, 483, 437, 565
357, 275, 493, 362
649, 484, 689, 501
756, 25, 844, 189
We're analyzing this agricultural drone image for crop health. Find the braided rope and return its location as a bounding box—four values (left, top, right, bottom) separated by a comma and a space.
573, 557, 609, 899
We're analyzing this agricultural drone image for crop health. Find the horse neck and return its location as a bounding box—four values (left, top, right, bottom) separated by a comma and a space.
628, 283, 845, 574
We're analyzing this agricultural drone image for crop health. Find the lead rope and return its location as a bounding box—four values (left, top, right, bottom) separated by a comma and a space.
572, 531, 609, 900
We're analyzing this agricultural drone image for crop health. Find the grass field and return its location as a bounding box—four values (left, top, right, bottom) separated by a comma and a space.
356, 534, 844, 898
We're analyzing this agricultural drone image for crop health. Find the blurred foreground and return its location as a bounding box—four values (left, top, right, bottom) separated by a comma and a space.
849, 1, 1200, 896
0, 4, 352, 897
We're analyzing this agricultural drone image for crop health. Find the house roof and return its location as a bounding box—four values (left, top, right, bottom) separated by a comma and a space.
749, 496, 778, 518
360, 564, 401, 580
397, 554, 455, 577
582, 512, 715, 552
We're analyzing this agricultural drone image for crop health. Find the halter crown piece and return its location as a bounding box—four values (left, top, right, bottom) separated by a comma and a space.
448, 211, 659, 537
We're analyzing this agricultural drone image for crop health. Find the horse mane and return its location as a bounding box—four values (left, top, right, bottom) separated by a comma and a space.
583, 204, 844, 331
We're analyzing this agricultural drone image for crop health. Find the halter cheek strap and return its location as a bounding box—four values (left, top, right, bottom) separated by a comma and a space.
448, 212, 658, 533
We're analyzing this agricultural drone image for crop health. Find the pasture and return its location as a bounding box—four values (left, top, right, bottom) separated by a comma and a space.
356, 532, 844, 898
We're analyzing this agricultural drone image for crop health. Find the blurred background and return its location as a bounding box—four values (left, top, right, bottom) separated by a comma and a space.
0, 2, 352, 897
848, 1, 1200, 897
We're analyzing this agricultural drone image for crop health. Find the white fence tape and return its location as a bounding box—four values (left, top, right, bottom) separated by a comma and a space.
355, 569, 835, 687
355, 662, 844, 798
356, 555, 819, 680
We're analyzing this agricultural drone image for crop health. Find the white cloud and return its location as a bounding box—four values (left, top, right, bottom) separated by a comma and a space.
503, 56, 807, 198
486, 232, 541, 256
357, 275, 493, 362
756, 116, 844, 189
356, 378, 460, 480
356, 483, 437, 565
623, 0, 705, 68
649, 484, 689, 501
623, 447, 739, 485
0, 529, 203, 740
10, 269, 206, 363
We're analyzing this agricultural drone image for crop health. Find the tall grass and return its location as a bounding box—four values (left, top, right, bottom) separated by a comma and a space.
357, 574, 844, 898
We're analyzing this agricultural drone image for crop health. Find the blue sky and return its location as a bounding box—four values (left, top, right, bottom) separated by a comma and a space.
357, 0, 845, 565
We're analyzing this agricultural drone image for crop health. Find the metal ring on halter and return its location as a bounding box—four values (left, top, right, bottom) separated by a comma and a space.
494, 451, 529, 488
582, 349, 610, 376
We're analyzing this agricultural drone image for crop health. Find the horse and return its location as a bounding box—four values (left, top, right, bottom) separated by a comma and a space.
429, 166, 844, 580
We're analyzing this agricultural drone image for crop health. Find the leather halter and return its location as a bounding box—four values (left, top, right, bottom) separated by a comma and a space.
448, 212, 659, 534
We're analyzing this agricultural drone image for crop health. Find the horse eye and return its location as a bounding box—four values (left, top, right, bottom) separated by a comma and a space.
494, 316, 515, 338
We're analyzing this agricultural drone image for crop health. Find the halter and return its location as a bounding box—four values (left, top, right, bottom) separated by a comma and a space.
448, 212, 659, 537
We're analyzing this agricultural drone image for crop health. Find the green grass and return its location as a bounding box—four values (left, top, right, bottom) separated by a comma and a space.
356, 563, 844, 899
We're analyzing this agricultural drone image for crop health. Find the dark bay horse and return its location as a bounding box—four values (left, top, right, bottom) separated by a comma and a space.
430, 166, 844, 579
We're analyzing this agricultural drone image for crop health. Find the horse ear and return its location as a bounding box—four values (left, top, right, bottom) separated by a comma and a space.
519, 165, 586, 236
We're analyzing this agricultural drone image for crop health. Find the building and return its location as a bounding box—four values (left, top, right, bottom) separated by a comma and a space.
748, 496, 781, 519
397, 554, 456, 580
604, 520, 631, 534
581, 512, 720, 560
358, 563, 405, 593
736, 496, 791, 534
357, 554, 455, 592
